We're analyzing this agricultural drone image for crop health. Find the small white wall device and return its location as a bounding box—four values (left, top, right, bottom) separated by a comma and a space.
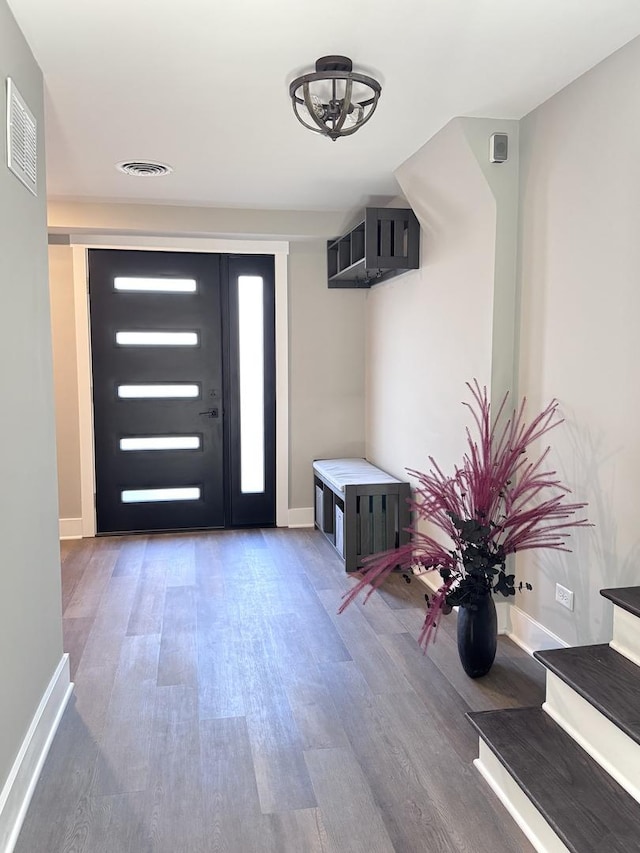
489, 132, 508, 164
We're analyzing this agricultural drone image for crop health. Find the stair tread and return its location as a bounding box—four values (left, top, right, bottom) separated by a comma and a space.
468, 707, 640, 853
601, 587, 640, 618
534, 644, 640, 745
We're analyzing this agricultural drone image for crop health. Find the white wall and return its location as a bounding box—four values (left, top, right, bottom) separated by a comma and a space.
48, 200, 351, 241
366, 118, 519, 482
288, 242, 366, 508
517, 35, 640, 644
0, 0, 64, 804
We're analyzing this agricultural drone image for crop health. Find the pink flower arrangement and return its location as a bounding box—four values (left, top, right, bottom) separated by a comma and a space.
339, 381, 591, 650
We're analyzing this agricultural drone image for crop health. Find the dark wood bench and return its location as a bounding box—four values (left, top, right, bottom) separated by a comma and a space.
313, 458, 411, 572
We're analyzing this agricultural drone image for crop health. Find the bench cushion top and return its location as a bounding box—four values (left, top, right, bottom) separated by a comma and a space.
313, 457, 404, 493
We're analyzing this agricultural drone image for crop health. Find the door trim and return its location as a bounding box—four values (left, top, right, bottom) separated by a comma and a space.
70, 237, 289, 534
72, 246, 97, 537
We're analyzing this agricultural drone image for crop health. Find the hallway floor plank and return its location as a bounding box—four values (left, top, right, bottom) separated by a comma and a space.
15, 529, 542, 852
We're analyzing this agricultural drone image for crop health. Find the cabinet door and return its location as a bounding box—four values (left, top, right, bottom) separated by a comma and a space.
365, 208, 420, 271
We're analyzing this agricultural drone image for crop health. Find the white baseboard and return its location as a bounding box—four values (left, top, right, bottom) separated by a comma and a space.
0, 654, 73, 853
303, 549, 568, 657
288, 507, 314, 528
414, 573, 511, 634
414, 571, 441, 594
507, 605, 568, 656
495, 602, 510, 635
474, 741, 571, 853
59, 518, 83, 540
410, 581, 568, 657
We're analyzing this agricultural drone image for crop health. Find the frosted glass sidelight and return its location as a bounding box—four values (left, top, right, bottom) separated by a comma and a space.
238, 276, 265, 494
121, 487, 201, 503
117, 384, 199, 399
115, 331, 198, 346
114, 277, 197, 293
120, 436, 201, 451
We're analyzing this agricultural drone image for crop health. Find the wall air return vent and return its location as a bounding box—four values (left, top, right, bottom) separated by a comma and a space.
6, 78, 37, 196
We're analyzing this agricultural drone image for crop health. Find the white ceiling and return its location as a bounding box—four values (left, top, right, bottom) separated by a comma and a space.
8, 0, 640, 213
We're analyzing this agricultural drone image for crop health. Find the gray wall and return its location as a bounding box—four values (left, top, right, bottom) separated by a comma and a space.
517, 35, 640, 644
366, 118, 519, 482
0, 0, 64, 796
288, 242, 366, 508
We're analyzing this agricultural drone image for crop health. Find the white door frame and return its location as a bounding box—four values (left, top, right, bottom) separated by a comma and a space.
70, 235, 289, 536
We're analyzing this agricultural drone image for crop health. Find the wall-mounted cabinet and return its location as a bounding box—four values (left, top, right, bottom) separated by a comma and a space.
327, 207, 420, 288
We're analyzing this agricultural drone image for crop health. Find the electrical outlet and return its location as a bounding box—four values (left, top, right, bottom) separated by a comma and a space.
555, 583, 574, 611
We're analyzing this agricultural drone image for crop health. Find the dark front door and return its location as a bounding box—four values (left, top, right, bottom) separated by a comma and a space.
89, 250, 225, 533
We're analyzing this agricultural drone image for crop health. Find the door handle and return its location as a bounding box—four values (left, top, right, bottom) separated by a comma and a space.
199, 408, 219, 418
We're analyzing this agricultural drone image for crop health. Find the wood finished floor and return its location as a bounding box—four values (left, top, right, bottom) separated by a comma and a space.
16, 529, 545, 853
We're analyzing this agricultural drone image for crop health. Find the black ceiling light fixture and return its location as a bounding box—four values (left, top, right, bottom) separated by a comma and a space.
289, 55, 382, 141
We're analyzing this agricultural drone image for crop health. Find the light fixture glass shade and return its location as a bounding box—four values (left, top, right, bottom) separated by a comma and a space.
289, 56, 381, 141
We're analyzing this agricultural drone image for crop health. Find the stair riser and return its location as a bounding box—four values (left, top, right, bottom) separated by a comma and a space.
474, 741, 571, 853
610, 605, 640, 667
544, 672, 640, 804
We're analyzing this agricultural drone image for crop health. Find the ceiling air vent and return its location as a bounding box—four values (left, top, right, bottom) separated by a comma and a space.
6, 78, 37, 196
116, 161, 173, 177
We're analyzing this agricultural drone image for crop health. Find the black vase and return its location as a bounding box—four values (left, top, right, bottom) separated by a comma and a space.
456, 594, 497, 678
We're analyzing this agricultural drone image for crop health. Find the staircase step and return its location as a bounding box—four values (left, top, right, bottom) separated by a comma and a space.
534, 644, 640, 746
601, 587, 640, 668
534, 645, 640, 802
601, 587, 640, 618
468, 707, 640, 853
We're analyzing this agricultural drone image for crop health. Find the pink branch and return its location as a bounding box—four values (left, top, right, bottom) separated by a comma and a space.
337, 380, 592, 656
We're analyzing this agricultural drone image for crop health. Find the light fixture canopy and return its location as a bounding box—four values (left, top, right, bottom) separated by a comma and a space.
289, 55, 382, 141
